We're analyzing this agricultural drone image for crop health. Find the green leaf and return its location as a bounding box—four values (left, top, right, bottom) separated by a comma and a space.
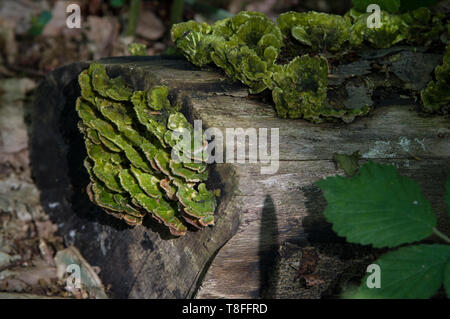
37, 10, 52, 25
315, 161, 436, 248
28, 10, 52, 36
352, 0, 401, 13
109, 0, 125, 8
445, 261, 450, 298
349, 244, 450, 299
446, 176, 450, 217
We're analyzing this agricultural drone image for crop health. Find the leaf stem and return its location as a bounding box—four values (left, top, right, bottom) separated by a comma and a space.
433, 228, 450, 244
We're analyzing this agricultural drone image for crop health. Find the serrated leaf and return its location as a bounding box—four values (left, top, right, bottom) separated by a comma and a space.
445, 261, 450, 298
315, 161, 436, 248
349, 244, 450, 299
352, 0, 401, 13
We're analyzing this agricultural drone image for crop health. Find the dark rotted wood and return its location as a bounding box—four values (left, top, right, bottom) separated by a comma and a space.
31, 56, 450, 299
30, 57, 241, 299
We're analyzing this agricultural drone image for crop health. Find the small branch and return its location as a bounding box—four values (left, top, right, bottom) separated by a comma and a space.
433, 228, 450, 244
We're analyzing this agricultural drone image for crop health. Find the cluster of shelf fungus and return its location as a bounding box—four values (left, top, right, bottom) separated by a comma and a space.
172, 9, 449, 122
75, 63, 219, 236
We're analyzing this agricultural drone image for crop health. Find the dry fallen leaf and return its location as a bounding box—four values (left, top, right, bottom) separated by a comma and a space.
0, 173, 44, 222
0, 78, 35, 154
136, 10, 165, 41
55, 246, 108, 299
86, 16, 119, 59
0, 18, 18, 65
0, 0, 43, 35
35, 221, 58, 239
38, 239, 56, 267
298, 247, 319, 275
303, 273, 325, 287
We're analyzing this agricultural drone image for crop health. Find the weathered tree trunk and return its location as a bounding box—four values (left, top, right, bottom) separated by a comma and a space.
31, 55, 450, 299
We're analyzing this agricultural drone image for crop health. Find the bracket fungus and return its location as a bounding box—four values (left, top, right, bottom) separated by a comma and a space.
270, 55, 370, 123
348, 9, 408, 49
172, 8, 448, 122
421, 44, 450, 113
171, 11, 283, 94
76, 63, 218, 236
277, 11, 356, 52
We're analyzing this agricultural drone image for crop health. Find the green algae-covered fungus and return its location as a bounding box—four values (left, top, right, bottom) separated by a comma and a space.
172, 9, 447, 122
170, 21, 216, 67
347, 7, 445, 48
401, 8, 445, 45
421, 44, 450, 113
349, 9, 408, 49
172, 11, 283, 94
215, 12, 283, 93
271, 55, 370, 122
76, 63, 218, 236
271, 55, 329, 121
277, 11, 355, 52
128, 43, 147, 56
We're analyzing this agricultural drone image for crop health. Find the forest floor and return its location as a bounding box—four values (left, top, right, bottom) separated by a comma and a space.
0, 0, 352, 298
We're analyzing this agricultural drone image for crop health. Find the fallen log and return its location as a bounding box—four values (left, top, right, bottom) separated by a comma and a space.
31, 54, 450, 298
